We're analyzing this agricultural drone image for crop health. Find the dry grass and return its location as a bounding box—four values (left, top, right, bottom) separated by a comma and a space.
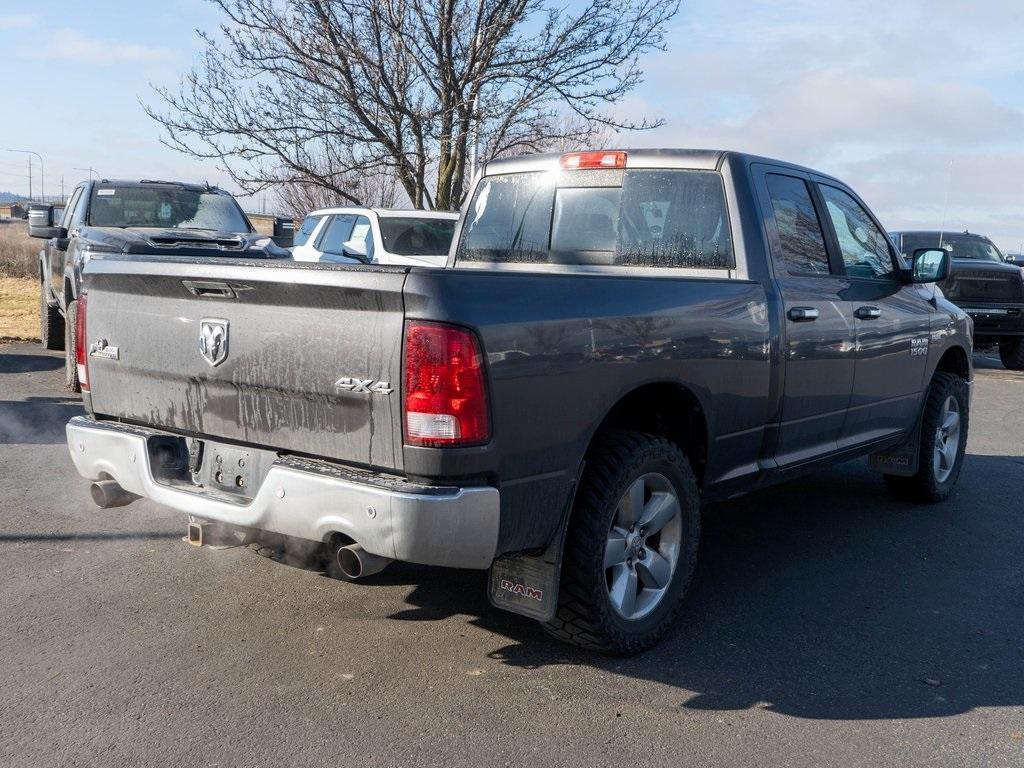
0, 221, 40, 279
0, 277, 39, 342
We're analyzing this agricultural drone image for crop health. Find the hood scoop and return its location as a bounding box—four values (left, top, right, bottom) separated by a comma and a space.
148, 234, 245, 250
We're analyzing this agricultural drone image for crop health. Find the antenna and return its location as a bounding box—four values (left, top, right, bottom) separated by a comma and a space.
937, 158, 953, 250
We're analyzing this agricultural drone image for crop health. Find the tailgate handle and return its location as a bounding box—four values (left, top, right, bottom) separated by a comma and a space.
183, 280, 236, 299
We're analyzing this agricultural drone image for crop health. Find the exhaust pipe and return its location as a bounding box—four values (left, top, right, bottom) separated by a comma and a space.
90, 479, 140, 509
335, 543, 393, 579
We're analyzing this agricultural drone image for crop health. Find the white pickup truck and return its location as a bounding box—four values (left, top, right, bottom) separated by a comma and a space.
291, 207, 458, 267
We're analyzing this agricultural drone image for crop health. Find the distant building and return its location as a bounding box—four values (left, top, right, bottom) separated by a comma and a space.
246, 212, 295, 247
0, 203, 27, 220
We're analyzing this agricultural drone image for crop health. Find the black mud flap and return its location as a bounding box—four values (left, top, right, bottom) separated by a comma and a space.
869, 404, 924, 477
488, 547, 562, 622
487, 469, 581, 622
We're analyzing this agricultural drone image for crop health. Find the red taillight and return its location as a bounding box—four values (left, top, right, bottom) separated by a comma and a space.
404, 321, 489, 447
75, 293, 89, 391
560, 150, 627, 170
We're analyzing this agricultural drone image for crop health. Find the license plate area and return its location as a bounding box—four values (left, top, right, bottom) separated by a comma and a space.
146, 435, 276, 500
203, 444, 254, 494
194, 442, 278, 499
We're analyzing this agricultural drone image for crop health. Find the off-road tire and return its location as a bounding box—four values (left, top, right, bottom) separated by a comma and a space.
39, 281, 64, 351
544, 430, 701, 655
64, 299, 80, 393
998, 338, 1024, 371
884, 372, 969, 502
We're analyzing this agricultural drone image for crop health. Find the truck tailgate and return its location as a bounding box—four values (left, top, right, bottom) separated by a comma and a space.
83, 258, 407, 472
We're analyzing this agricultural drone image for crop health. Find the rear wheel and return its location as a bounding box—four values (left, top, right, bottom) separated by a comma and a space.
39, 280, 64, 351
998, 338, 1024, 371
544, 430, 700, 655
64, 299, 80, 393
884, 372, 968, 502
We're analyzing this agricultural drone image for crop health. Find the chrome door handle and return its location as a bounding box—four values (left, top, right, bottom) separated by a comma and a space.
787, 307, 819, 322
855, 305, 881, 319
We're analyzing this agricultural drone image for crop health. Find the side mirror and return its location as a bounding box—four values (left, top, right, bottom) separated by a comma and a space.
1007, 254, 1021, 264
28, 205, 64, 239
910, 248, 950, 283
341, 239, 369, 262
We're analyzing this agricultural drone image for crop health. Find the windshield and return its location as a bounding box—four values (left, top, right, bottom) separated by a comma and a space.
901, 233, 1005, 263
87, 186, 252, 232
294, 214, 324, 247
377, 217, 456, 256
456, 169, 733, 269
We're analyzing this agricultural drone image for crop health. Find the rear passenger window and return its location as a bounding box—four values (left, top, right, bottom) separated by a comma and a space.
458, 169, 733, 269
765, 174, 830, 275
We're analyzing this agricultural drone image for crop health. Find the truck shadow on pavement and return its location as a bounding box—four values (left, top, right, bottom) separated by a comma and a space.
0, 352, 65, 374
380, 454, 1024, 721
0, 397, 85, 444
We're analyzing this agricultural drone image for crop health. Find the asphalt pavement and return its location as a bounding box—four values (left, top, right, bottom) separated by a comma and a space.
1, 341, 1021, 768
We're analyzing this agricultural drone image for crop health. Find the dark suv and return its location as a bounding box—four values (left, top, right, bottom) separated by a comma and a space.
29, 179, 288, 389
890, 230, 1024, 369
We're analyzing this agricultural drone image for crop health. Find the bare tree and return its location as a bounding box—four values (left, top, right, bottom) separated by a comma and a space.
146, 0, 678, 210
276, 170, 398, 220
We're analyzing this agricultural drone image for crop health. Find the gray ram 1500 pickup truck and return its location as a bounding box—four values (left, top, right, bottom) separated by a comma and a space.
65, 149, 973, 654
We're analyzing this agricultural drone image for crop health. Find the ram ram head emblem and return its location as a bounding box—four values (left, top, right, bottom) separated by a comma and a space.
198, 318, 229, 367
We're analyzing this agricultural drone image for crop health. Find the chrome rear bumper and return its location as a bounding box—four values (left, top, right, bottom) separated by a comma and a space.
66, 416, 500, 569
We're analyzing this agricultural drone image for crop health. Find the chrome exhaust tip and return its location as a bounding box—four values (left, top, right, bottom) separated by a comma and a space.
335, 543, 393, 579
89, 479, 140, 509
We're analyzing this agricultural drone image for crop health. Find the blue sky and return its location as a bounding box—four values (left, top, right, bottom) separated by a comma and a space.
1, 0, 1022, 249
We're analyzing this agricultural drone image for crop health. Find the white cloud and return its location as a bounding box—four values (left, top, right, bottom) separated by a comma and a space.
623, 0, 1024, 250
36, 29, 176, 66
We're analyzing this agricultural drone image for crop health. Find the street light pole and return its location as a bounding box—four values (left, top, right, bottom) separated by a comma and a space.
6, 149, 44, 202
74, 167, 97, 182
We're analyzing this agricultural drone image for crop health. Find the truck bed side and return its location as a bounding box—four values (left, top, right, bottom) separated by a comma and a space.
402, 268, 772, 553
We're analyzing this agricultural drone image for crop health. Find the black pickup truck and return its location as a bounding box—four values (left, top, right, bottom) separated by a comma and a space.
29, 179, 288, 390
890, 230, 1024, 369
65, 150, 972, 654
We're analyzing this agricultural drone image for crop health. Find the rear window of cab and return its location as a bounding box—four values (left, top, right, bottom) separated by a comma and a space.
455, 169, 734, 270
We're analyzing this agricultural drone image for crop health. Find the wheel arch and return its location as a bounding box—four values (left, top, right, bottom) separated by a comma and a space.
586, 381, 709, 487
932, 344, 971, 382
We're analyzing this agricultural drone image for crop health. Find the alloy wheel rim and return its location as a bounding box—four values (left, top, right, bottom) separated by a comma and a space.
604, 472, 683, 621
933, 395, 961, 484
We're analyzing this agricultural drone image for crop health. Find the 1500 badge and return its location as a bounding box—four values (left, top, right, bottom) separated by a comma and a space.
910, 337, 929, 357
89, 338, 119, 360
